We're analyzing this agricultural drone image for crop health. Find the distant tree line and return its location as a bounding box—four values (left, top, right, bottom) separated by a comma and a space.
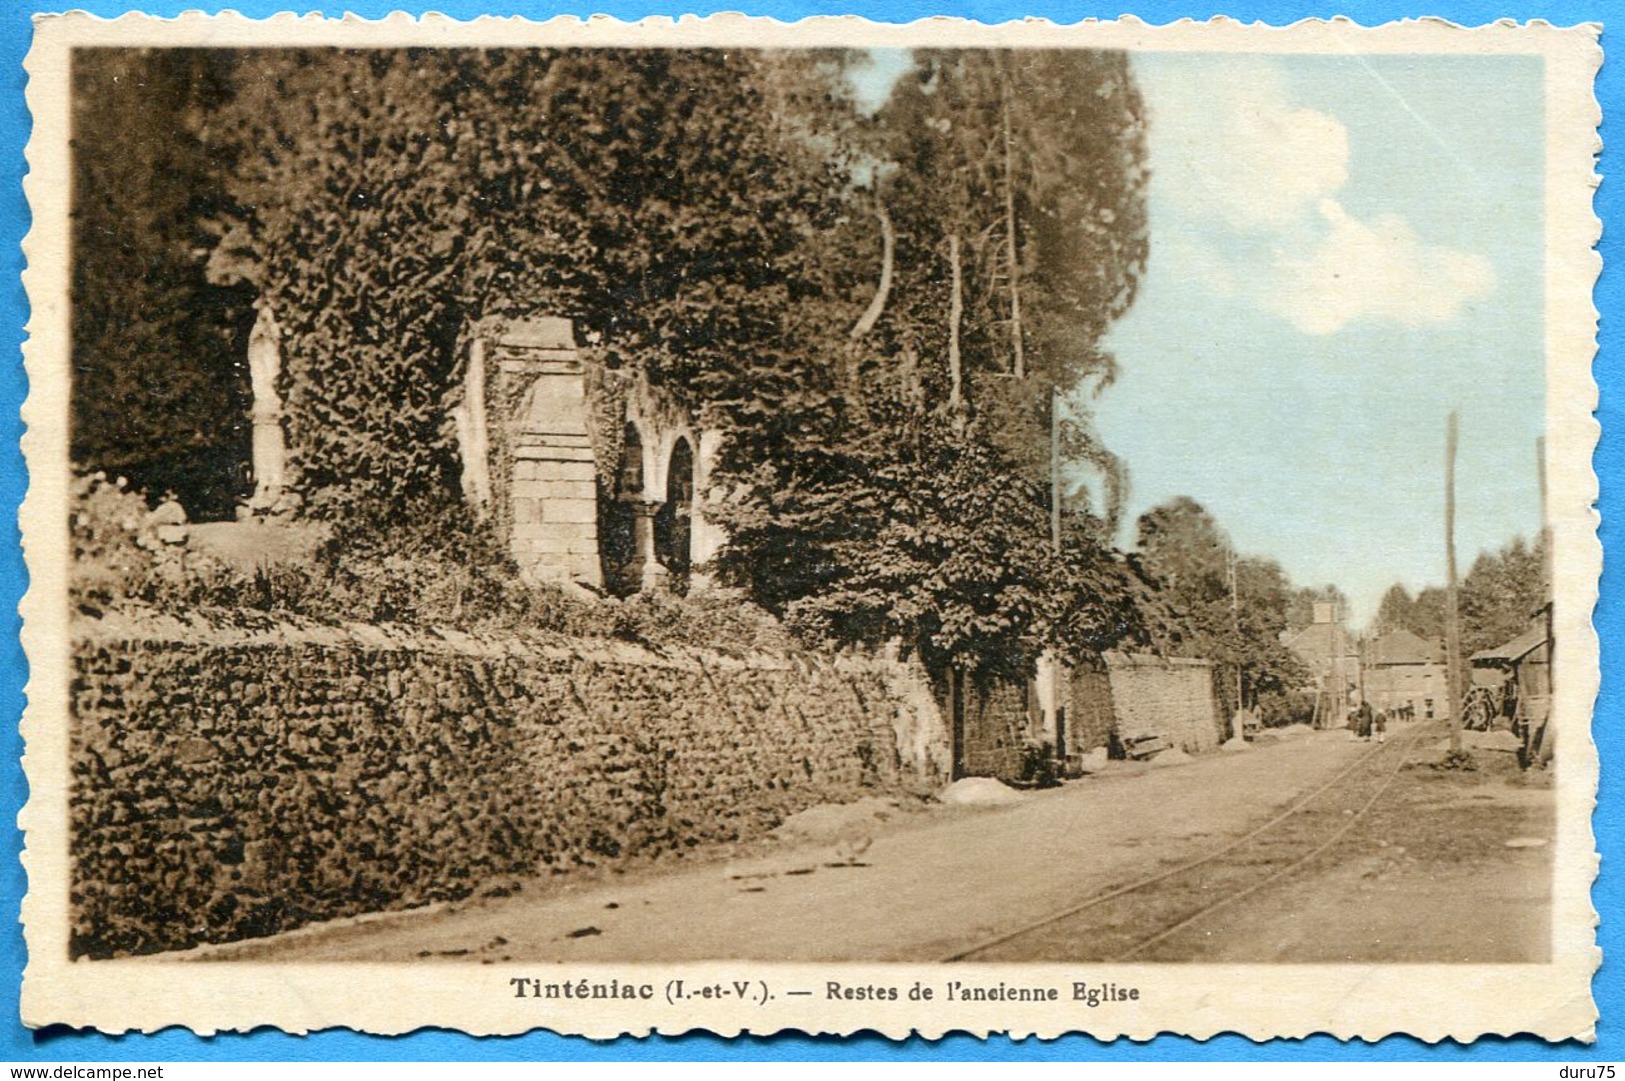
1374, 536, 1548, 656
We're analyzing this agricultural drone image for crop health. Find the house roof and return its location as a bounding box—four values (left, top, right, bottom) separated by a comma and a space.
1284, 621, 1358, 663
1367, 628, 1444, 666
1471, 624, 1550, 666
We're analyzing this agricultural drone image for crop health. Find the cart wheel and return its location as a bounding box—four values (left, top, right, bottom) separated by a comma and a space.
1462, 687, 1496, 732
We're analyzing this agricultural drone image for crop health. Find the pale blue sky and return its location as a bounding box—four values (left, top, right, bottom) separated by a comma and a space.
1096, 53, 1545, 625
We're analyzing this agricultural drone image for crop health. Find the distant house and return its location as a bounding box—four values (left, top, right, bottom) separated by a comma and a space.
1470, 618, 1552, 719
1364, 628, 1451, 720
1467, 609, 1554, 765
1282, 602, 1361, 726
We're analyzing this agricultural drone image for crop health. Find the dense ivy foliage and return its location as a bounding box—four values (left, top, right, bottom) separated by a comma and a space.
202, 49, 845, 517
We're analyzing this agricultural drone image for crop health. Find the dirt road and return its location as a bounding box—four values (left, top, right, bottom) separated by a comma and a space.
1140, 736, 1553, 963
190, 725, 1550, 964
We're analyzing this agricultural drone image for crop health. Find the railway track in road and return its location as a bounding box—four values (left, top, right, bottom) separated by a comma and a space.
943, 724, 1438, 963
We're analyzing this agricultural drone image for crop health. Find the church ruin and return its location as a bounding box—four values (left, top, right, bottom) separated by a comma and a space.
450, 317, 725, 592
236, 309, 723, 594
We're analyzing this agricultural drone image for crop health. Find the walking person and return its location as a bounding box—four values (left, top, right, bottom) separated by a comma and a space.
1355, 700, 1374, 742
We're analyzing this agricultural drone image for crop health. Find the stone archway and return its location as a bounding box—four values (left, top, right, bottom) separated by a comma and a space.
599, 422, 644, 594
655, 437, 694, 589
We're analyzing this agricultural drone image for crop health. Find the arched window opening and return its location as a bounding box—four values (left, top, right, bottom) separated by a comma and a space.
655, 437, 694, 589
600, 422, 645, 594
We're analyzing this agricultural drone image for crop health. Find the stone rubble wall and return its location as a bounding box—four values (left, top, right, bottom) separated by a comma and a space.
69, 612, 949, 959
955, 655, 1223, 777
1104, 654, 1224, 753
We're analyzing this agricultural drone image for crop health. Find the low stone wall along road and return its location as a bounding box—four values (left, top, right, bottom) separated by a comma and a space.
184, 721, 1552, 964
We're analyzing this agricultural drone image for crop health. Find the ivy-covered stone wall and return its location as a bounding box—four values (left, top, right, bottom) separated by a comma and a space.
956, 677, 1032, 782
69, 613, 949, 959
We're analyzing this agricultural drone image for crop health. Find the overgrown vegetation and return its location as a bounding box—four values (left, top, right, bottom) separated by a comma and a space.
70, 473, 790, 654
70, 50, 256, 519
1132, 496, 1311, 717
69, 47, 1551, 684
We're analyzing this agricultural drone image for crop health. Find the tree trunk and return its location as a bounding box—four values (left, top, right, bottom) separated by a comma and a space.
1001, 91, 1025, 380
849, 200, 895, 341
948, 232, 965, 426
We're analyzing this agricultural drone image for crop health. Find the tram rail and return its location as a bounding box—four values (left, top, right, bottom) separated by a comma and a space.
942, 723, 1436, 963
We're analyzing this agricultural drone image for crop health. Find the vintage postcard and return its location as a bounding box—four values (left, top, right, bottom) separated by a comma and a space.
18, 12, 1600, 1041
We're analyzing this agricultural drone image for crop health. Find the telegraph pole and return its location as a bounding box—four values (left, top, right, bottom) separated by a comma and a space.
1050, 387, 1062, 555
1227, 547, 1243, 726
1445, 412, 1465, 753
1539, 435, 1555, 766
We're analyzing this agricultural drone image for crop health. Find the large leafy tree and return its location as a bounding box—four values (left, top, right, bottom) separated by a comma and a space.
1135, 497, 1308, 713
776, 419, 1153, 681
1459, 535, 1548, 656
869, 49, 1147, 474
1371, 582, 1446, 641
1372, 583, 1420, 637
711, 48, 1153, 677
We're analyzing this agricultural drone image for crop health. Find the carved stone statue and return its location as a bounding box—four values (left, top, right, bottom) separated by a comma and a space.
246, 305, 286, 509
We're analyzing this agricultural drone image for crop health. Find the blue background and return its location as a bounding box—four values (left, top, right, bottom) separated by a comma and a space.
0, 0, 1612, 1062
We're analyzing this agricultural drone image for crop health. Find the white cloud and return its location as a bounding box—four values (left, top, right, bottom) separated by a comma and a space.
1143, 58, 1496, 335
1148, 61, 1349, 231
1262, 200, 1497, 335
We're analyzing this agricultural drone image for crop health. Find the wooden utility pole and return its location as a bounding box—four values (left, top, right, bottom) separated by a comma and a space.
1356, 632, 1367, 706
1539, 435, 1555, 765
1445, 412, 1465, 753
1050, 388, 1062, 554
1538, 436, 1550, 585
1330, 632, 1343, 731
1227, 547, 1243, 723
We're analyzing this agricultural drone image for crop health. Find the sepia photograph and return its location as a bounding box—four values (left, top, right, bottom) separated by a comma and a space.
19, 13, 1600, 1041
